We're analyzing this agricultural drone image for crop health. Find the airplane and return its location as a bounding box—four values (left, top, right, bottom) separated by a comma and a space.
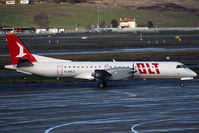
5, 33, 197, 88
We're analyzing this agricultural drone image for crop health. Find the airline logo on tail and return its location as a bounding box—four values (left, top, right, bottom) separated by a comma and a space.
6, 33, 37, 65
16, 42, 27, 58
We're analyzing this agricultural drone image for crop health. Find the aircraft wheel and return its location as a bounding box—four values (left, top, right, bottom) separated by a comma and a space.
180, 81, 184, 87
98, 80, 107, 88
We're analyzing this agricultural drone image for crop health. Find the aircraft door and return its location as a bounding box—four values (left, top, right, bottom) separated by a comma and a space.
57, 65, 63, 78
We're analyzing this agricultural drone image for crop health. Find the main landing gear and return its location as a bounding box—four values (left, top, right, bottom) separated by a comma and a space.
98, 80, 107, 88
180, 81, 184, 87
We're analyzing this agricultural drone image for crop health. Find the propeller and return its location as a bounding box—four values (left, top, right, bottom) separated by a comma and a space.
129, 62, 137, 79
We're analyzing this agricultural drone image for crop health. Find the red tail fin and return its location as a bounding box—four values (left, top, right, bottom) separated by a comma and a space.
6, 33, 37, 65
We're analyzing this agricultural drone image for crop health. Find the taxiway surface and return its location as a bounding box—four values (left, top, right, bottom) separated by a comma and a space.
1, 46, 199, 56
0, 80, 199, 133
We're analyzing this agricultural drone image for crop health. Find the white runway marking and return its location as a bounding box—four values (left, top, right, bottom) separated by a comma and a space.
44, 118, 131, 133
130, 118, 178, 133
111, 90, 137, 97
131, 123, 142, 133
45, 118, 177, 133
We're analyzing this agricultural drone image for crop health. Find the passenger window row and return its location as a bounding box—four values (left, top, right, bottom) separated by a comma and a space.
63, 66, 131, 69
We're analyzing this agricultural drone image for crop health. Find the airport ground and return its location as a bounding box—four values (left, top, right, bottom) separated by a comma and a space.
0, 33, 199, 133
1, 80, 199, 133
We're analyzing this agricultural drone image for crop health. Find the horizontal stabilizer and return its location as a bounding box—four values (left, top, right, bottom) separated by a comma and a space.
16, 70, 32, 75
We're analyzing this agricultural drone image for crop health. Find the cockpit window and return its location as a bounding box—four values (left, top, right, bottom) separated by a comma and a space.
176, 65, 187, 69
182, 65, 187, 68
176, 65, 182, 68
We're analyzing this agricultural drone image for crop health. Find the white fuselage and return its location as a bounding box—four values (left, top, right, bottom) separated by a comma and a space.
5, 33, 197, 88
15, 61, 196, 80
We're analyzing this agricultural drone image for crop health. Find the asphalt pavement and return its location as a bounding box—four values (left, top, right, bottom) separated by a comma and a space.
0, 79, 199, 133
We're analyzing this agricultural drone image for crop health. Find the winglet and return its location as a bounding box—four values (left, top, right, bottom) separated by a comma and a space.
6, 33, 37, 65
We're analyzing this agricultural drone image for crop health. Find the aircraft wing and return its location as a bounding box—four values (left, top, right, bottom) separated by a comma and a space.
93, 68, 135, 81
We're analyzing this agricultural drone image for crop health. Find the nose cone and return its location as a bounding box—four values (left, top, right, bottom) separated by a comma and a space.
192, 71, 197, 77
188, 69, 197, 77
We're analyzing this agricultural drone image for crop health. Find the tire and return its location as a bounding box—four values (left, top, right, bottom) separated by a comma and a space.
180, 82, 184, 87
98, 80, 107, 88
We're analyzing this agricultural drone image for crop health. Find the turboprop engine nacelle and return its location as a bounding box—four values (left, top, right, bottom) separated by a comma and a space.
107, 68, 132, 80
